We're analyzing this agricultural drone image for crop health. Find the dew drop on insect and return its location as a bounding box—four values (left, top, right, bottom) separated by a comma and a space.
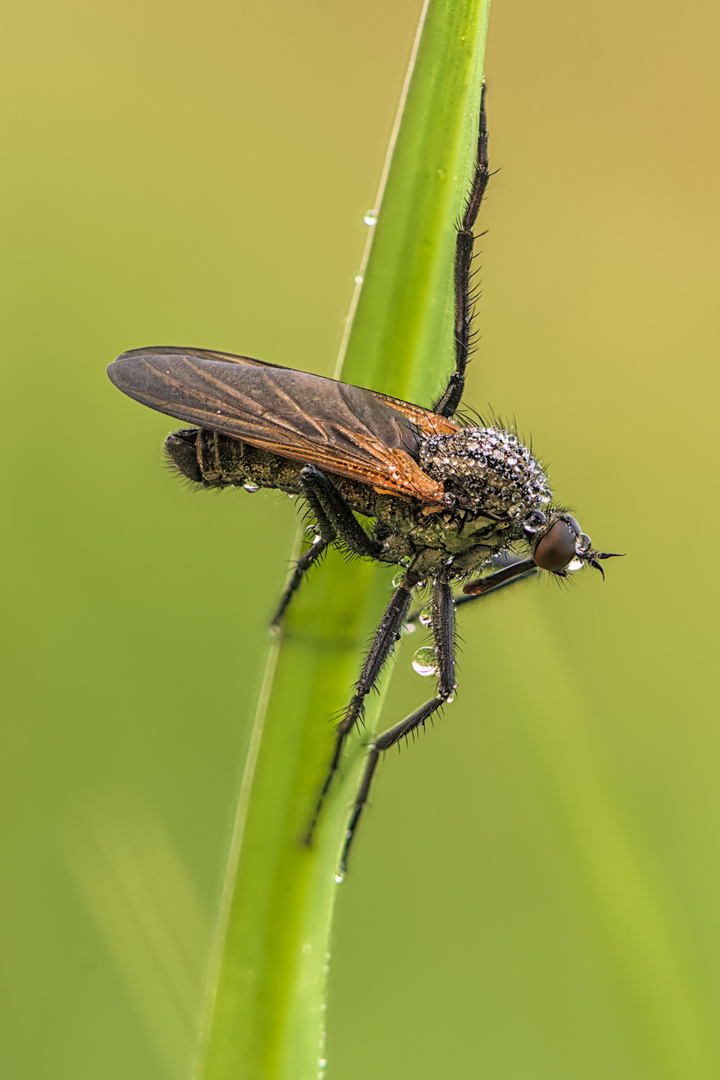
363, 209, 378, 226
445, 693, 455, 704
567, 557, 584, 572
402, 622, 416, 635
354, 274, 363, 284
334, 871, 345, 885
418, 606, 433, 627
412, 647, 439, 677
392, 571, 405, 588
243, 483, 260, 493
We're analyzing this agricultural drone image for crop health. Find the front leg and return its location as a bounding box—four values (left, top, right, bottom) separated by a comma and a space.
406, 557, 539, 627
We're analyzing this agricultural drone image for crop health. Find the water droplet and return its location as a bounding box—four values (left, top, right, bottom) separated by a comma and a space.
363, 209, 378, 226
412, 647, 439, 677
567, 557, 584, 572
402, 622, 416, 635
334, 872, 345, 884
354, 274, 363, 284
319, 1060, 327, 1069
523, 510, 546, 535
418, 606, 433, 627
302, 942, 312, 956
392, 571, 404, 588
243, 483, 260, 493
445, 694, 455, 704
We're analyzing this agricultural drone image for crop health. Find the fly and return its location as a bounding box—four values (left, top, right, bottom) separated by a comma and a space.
107, 89, 621, 872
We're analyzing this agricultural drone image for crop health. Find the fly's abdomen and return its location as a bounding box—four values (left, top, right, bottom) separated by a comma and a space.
165, 428, 304, 493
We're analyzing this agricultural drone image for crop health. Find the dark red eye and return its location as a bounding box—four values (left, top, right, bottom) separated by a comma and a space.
533, 519, 577, 571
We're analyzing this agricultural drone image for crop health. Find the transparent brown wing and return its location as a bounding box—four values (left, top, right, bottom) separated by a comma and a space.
108, 347, 460, 501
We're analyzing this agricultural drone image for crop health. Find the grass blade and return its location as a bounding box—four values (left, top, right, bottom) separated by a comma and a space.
195, 3, 490, 1077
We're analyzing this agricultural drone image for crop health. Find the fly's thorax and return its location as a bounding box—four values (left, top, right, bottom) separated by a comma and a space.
419, 426, 553, 523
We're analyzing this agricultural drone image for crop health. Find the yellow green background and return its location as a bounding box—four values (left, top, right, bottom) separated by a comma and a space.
3, 1, 719, 1077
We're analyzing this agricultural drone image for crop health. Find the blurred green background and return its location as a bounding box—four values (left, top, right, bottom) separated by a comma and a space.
2, 1, 719, 1077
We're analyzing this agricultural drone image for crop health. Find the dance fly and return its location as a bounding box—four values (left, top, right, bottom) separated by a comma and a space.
107, 89, 620, 872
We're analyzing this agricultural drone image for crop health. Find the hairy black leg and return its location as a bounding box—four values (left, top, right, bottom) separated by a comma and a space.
272, 464, 381, 630
304, 572, 420, 845
406, 559, 539, 626
298, 465, 382, 558
272, 463, 380, 629
434, 84, 490, 419
270, 536, 329, 631
339, 576, 457, 873
454, 564, 538, 608
462, 556, 536, 596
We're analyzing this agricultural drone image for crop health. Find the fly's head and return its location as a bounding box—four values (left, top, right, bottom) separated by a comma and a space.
522, 509, 619, 579
419, 426, 553, 522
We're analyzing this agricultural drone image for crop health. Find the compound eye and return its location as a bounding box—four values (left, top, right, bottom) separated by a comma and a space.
533, 519, 578, 571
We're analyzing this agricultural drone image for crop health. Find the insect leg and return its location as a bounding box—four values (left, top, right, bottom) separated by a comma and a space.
407, 560, 539, 626
339, 576, 457, 872
298, 465, 382, 558
305, 575, 417, 845
272, 465, 381, 628
270, 536, 329, 631
453, 568, 537, 610
434, 84, 489, 419
462, 556, 536, 596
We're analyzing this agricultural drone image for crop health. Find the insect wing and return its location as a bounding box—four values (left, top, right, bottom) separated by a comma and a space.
108, 348, 455, 501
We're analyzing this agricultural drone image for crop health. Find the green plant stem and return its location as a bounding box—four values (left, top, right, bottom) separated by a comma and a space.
195, 3, 490, 1078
